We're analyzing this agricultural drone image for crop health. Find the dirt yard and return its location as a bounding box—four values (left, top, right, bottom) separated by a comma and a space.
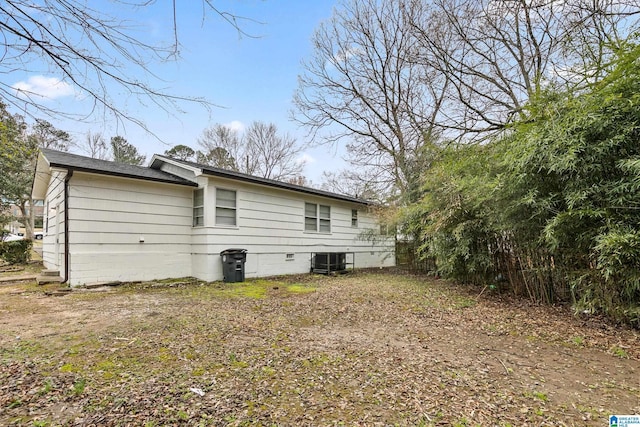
0, 271, 638, 426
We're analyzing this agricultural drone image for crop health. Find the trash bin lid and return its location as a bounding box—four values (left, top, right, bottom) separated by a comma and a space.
219, 248, 248, 256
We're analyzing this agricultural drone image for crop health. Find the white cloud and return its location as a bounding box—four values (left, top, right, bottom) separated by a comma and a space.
225, 120, 245, 133
12, 75, 75, 100
328, 47, 362, 69
297, 153, 316, 165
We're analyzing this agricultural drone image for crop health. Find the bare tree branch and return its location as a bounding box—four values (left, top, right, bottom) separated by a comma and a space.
0, 1, 261, 136
198, 121, 306, 182
79, 131, 109, 159
410, 0, 640, 139
293, 0, 446, 195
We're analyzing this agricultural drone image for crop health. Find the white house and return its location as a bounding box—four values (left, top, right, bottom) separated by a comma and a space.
31, 149, 395, 286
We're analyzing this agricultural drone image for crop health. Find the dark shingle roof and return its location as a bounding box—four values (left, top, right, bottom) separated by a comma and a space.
40, 149, 372, 204
41, 149, 196, 187
153, 155, 372, 205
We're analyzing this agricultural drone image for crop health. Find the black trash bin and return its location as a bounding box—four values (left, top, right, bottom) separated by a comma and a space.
220, 249, 248, 283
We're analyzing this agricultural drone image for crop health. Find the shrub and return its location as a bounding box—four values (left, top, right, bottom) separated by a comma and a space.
404, 44, 640, 325
0, 239, 33, 264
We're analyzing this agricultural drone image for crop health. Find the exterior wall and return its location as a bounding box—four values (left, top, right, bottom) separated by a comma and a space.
42, 169, 68, 273
66, 173, 193, 286
39, 165, 394, 286
191, 176, 395, 282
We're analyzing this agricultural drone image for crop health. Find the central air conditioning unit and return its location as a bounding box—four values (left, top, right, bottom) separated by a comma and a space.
311, 252, 347, 274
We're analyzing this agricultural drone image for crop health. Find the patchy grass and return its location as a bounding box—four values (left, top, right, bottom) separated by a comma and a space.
0, 271, 638, 426
610, 345, 630, 359
571, 335, 585, 346
217, 280, 270, 299
285, 283, 317, 294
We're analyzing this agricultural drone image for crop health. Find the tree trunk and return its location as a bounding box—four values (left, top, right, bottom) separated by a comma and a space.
18, 197, 35, 239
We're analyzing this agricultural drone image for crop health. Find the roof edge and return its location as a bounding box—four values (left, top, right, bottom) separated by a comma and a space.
152, 154, 372, 205
51, 163, 199, 187
150, 154, 202, 176
40, 149, 197, 188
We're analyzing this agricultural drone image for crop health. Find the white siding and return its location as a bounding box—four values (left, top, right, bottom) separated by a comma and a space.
40, 165, 394, 286
66, 173, 193, 286
42, 169, 67, 272
191, 177, 395, 281
159, 162, 198, 182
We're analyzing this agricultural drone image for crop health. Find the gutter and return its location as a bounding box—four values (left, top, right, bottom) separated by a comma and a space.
62, 169, 73, 284
152, 155, 371, 205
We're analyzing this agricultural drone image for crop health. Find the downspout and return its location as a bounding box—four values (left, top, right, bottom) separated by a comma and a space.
62, 169, 73, 284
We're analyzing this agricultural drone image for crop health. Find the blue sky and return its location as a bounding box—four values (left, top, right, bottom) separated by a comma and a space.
5, 1, 345, 184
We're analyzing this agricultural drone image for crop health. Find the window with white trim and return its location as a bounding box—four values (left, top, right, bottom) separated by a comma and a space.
304, 203, 317, 231
193, 188, 204, 227
351, 209, 358, 227
304, 202, 331, 232
319, 205, 331, 232
216, 188, 237, 226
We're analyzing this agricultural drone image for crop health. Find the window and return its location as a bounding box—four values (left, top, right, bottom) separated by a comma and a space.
304, 202, 331, 233
216, 188, 236, 226
319, 205, 331, 232
286, 253, 295, 261
351, 209, 358, 227
304, 203, 317, 231
193, 189, 204, 226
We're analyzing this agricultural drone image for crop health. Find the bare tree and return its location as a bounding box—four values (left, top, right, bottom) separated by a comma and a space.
293, 0, 447, 195
294, 0, 639, 198
410, 0, 640, 139
285, 175, 312, 187
80, 132, 109, 160
244, 121, 304, 181
0, 1, 260, 131
198, 124, 243, 168
198, 121, 306, 181
320, 169, 384, 202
